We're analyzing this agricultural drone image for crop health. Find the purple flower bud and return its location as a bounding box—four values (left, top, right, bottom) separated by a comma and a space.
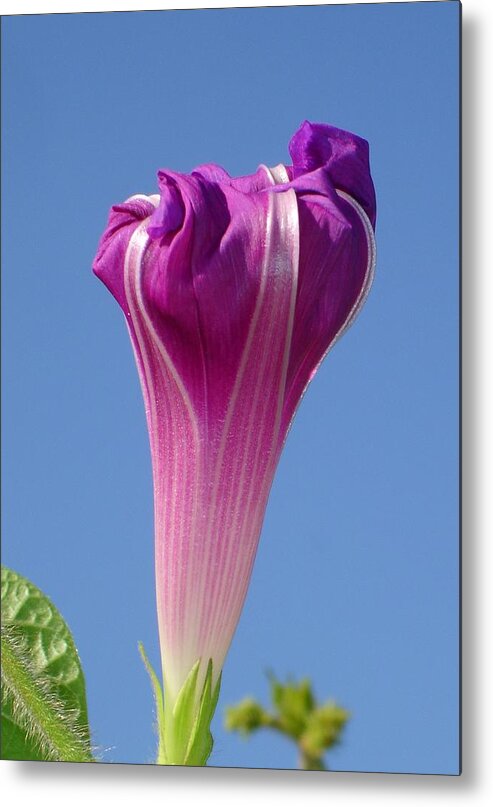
93, 121, 376, 710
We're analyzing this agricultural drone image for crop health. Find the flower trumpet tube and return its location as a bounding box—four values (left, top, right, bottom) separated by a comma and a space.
93, 121, 376, 765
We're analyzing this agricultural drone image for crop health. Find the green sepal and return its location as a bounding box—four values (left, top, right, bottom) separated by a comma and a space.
139, 651, 221, 766
164, 659, 200, 764
184, 660, 222, 766
138, 642, 166, 763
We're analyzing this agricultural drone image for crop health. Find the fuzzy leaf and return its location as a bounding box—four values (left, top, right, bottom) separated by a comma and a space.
1, 567, 91, 761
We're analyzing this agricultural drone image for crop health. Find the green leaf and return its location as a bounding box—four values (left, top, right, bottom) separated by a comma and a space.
1, 566, 92, 762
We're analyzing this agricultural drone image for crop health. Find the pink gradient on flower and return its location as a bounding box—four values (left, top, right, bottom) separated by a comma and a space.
93, 122, 376, 703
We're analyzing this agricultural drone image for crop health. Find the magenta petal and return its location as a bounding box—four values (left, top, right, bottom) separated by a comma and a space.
113, 177, 299, 701
147, 174, 185, 239
289, 120, 377, 226
282, 189, 375, 434
94, 195, 157, 310
93, 121, 376, 703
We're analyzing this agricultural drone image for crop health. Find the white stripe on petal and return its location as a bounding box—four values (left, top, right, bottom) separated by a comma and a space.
196, 178, 300, 675
281, 188, 376, 448
333, 190, 377, 342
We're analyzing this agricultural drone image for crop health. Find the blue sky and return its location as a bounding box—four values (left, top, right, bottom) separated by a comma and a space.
2, 1, 459, 774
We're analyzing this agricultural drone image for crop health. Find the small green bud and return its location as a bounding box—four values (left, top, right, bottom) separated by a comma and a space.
224, 698, 268, 735
301, 702, 349, 757
269, 675, 314, 738
224, 673, 350, 771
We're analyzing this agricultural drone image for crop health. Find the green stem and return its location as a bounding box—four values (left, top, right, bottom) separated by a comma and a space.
1, 629, 93, 763
299, 750, 327, 771
264, 718, 327, 771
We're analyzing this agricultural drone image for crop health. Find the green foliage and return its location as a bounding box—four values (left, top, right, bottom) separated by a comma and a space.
224, 673, 349, 771
139, 647, 221, 766
1, 566, 92, 762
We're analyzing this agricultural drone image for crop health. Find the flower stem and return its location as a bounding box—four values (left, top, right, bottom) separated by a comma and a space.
299, 750, 327, 771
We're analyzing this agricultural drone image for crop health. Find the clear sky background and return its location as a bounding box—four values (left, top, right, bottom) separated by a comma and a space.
2, 1, 459, 775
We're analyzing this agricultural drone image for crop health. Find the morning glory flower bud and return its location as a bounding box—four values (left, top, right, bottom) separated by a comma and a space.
93, 120, 376, 765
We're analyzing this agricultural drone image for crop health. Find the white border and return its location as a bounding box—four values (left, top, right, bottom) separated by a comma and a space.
0, 0, 448, 15
3, 1, 492, 806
